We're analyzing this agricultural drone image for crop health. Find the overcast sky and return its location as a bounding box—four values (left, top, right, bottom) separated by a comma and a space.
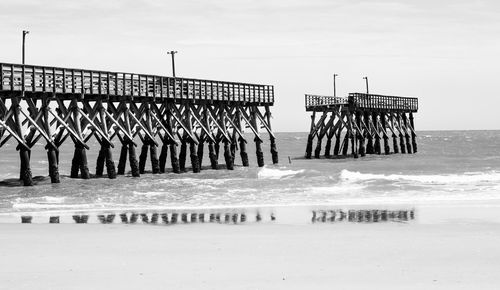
1, 0, 499, 132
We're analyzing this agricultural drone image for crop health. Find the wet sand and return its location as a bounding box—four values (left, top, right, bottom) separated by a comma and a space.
1, 203, 500, 289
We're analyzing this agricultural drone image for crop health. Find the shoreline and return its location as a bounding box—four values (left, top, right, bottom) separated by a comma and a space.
1, 202, 500, 289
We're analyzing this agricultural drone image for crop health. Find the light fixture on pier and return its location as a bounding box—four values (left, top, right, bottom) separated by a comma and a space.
167, 50, 178, 77
22, 30, 29, 65
363, 76, 369, 94
333, 74, 338, 97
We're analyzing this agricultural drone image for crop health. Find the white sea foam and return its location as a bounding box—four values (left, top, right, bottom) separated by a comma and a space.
340, 169, 500, 184
308, 184, 366, 195
257, 166, 305, 179
42, 196, 67, 203
12, 203, 96, 209
132, 191, 167, 196
155, 178, 231, 186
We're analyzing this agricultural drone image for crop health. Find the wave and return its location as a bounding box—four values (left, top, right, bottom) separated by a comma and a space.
340, 169, 500, 184
257, 166, 305, 179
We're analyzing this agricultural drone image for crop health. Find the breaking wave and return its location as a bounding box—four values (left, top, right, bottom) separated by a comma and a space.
340, 169, 500, 184
257, 166, 306, 179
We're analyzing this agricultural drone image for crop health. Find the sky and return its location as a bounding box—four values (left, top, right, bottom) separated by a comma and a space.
0, 0, 499, 132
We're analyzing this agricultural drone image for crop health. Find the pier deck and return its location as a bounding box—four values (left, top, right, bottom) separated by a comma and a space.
0, 63, 274, 104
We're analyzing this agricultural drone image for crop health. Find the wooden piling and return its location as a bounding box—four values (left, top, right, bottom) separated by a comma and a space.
223, 141, 234, 170
95, 146, 106, 177
391, 114, 399, 154
19, 147, 33, 186
342, 131, 349, 156
159, 142, 169, 173
305, 111, 315, 159
373, 113, 381, 155
324, 138, 332, 157
314, 137, 322, 159
409, 112, 417, 153
79, 147, 90, 179
170, 143, 180, 173
356, 112, 365, 157
363, 112, 373, 154
179, 140, 187, 172
255, 138, 264, 167
46, 146, 60, 183
70, 146, 81, 178
190, 140, 200, 173
333, 126, 341, 156
197, 141, 204, 168
150, 143, 160, 174
103, 143, 116, 179
410, 112, 417, 153
139, 143, 149, 174
208, 142, 218, 169
265, 106, 279, 164
380, 113, 390, 155
239, 137, 249, 166
402, 113, 413, 154
128, 143, 140, 177
117, 143, 128, 175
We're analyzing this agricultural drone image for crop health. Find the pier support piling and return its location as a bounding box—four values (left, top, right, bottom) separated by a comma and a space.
197, 141, 204, 168
117, 143, 128, 175
239, 137, 249, 166
139, 143, 149, 174
95, 146, 105, 177
365, 113, 374, 154
150, 143, 160, 174
190, 140, 200, 173
314, 138, 322, 159
19, 147, 33, 186
46, 146, 60, 183
179, 140, 187, 172
255, 138, 264, 167
209, 142, 218, 169
223, 141, 234, 170
373, 113, 381, 155
170, 143, 180, 173
409, 112, 417, 153
128, 143, 140, 177
159, 142, 169, 173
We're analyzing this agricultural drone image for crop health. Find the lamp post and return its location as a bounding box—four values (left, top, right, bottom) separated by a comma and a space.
333, 74, 338, 97
167, 51, 178, 77
363, 76, 369, 94
22, 30, 29, 65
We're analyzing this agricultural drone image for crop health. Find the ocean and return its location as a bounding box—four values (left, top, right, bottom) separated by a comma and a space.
1, 130, 500, 214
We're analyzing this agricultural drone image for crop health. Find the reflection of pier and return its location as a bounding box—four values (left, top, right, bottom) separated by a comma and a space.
0, 62, 278, 186
311, 209, 415, 223
20, 211, 270, 224
305, 93, 418, 159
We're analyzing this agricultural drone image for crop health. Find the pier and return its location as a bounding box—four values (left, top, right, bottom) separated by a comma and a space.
0, 62, 278, 186
305, 93, 418, 159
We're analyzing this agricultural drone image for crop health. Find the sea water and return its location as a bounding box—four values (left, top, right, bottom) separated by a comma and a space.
0, 130, 499, 214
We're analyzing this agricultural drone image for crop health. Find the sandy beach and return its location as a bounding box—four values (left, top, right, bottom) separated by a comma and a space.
1, 202, 500, 290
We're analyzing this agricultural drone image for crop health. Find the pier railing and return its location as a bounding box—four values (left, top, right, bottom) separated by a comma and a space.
305, 94, 348, 111
305, 93, 418, 112
0, 62, 274, 104
348, 93, 418, 112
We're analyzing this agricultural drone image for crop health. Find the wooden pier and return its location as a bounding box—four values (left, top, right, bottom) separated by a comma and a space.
0, 62, 278, 186
305, 93, 418, 159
